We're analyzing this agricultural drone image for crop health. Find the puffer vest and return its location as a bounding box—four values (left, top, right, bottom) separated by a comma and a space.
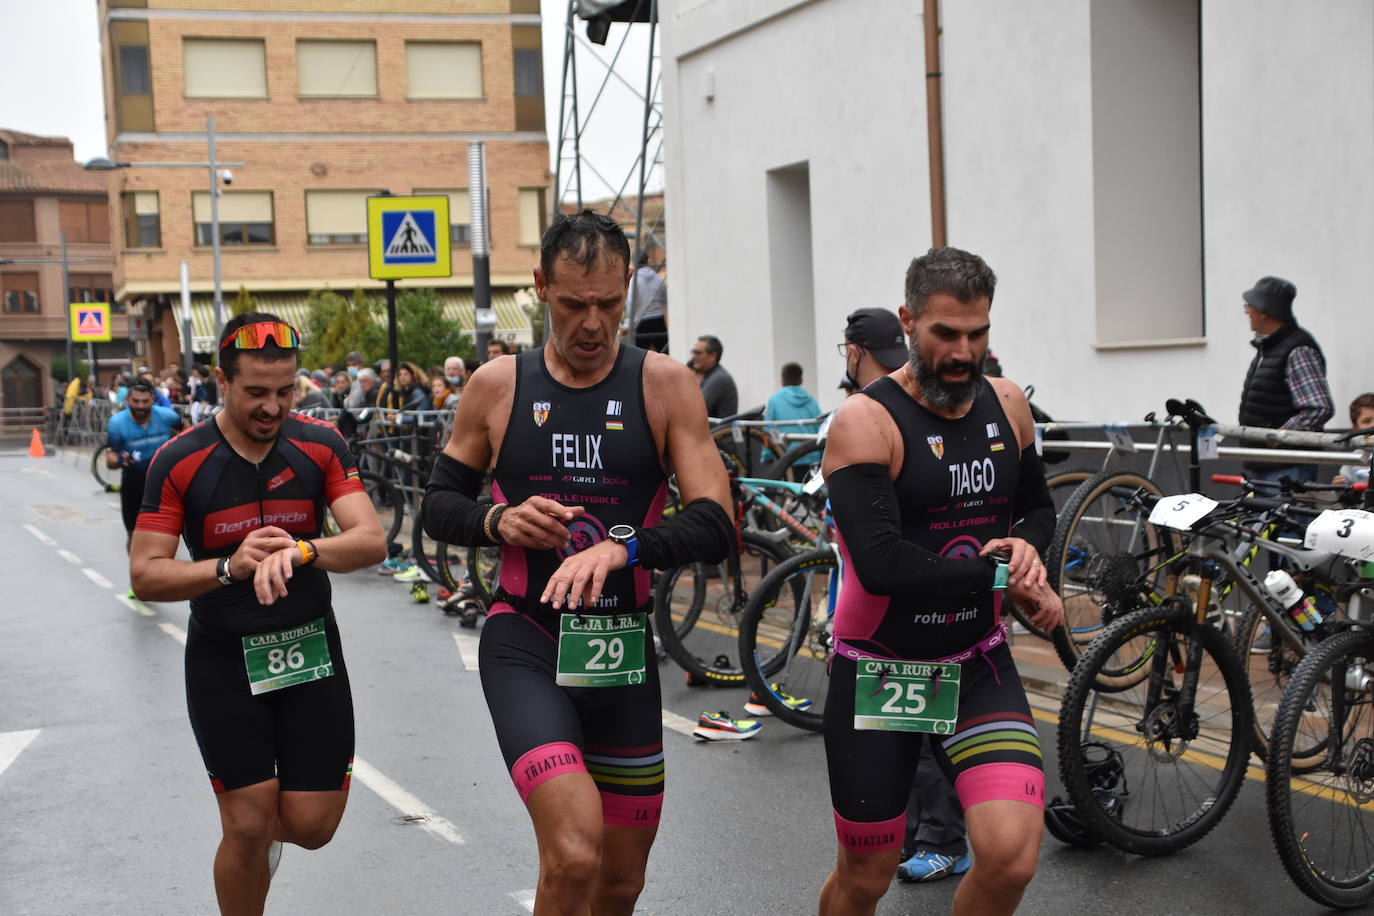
1239, 322, 1325, 430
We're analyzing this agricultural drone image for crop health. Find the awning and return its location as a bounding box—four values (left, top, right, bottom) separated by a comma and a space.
185, 288, 535, 352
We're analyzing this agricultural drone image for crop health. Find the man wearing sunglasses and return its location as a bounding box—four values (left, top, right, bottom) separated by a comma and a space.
129, 312, 387, 914
424, 210, 734, 914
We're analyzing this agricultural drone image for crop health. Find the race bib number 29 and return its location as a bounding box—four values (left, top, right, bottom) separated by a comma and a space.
853, 659, 961, 734
242, 619, 334, 696
556, 613, 647, 687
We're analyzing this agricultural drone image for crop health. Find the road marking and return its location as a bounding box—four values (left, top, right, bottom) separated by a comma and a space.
158, 622, 188, 646
662, 710, 698, 737
351, 757, 465, 845
58, 549, 82, 565
107, 501, 121, 510
0, 729, 41, 780
511, 889, 536, 912
82, 568, 113, 589
452, 633, 480, 671
21, 523, 55, 546
21, 466, 55, 478
116, 593, 155, 617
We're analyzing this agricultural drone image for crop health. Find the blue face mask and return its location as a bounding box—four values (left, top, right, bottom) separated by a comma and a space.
347, 366, 359, 378
445, 374, 462, 386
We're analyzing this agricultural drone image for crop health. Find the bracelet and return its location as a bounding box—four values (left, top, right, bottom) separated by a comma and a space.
483, 503, 509, 545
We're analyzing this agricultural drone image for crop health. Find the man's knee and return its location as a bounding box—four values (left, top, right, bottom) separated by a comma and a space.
542, 833, 602, 889
219, 802, 276, 850
835, 852, 897, 905
972, 836, 1037, 893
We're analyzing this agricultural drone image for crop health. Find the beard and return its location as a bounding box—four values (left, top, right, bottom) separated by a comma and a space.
909, 336, 983, 410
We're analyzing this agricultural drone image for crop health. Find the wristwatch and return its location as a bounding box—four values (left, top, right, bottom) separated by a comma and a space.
216, 555, 238, 585
986, 553, 1010, 592
608, 524, 639, 567
295, 539, 318, 567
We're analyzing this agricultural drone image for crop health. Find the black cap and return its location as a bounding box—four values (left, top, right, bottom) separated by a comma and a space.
1242, 276, 1296, 321
844, 308, 907, 370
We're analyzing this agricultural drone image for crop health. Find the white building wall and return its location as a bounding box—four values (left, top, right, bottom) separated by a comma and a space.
664, 0, 1374, 424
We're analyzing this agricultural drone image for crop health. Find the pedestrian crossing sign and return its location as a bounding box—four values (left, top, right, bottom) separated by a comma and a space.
70, 303, 111, 342
367, 195, 451, 279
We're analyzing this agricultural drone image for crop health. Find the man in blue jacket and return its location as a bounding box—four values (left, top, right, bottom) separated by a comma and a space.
763, 362, 822, 472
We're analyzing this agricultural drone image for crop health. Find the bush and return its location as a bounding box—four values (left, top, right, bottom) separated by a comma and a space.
358, 288, 472, 369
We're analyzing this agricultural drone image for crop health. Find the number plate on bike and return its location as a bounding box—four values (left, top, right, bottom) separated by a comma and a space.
853, 659, 960, 734
1305, 509, 1374, 561
556, 613, 647, 687
242, 619, 333, 696
1148, 493, 1218, 530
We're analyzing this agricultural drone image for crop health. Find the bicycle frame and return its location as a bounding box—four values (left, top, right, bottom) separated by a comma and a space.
736, 476, 824, 547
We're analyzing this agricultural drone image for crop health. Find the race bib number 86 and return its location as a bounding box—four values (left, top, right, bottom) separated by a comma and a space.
242, 619, 334, 696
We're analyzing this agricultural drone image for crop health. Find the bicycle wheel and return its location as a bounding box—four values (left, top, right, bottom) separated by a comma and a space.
1235, 604, 1319, 765
91, 446, 119, 492
410, 516, 466, 592
738, 547, 836, 731
466, 544, 502, 606
765, 439, 825, 481
1046, 469, 1174, 674
654, 529, 793, 686
359, 471, 404, 546
1266, 628, 1374, 909
1004, 467, 1098, 641
712, 426, 776, 478
1056, 604, 1252, 856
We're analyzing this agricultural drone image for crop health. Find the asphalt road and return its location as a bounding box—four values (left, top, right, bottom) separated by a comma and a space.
0, 447, 1342, 915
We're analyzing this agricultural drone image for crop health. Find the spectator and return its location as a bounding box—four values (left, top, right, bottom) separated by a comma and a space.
189, 364, 218, 424
376, 359, 392, 388
690, 334, 738, 419
63, 375, 91, 416
1238, 275, 1333, 483
443, 355, 466, 389
344, 351, 364, 379
430, 375, 459, 410
487, 339, 511, 362
378, 361, 428, 413
1334, 393, 1374, 486
840, 307, 908, 392
630, 252, 668, 352
293, 374, 329, 412
345, 367, 377, 409
329, 371, 352, 409
763, 362, 822, 471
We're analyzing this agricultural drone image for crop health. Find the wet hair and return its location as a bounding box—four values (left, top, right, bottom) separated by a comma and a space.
904, 247, 998, 318
539, 209, 631, 283
781, 362, 803, 386
219, 311, 298, 381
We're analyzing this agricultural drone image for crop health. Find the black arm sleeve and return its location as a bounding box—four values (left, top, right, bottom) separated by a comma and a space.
421, 453, 494, 546
637, 497, 735, 570
1008, 443, 1055, 557
827, 463, 995, 598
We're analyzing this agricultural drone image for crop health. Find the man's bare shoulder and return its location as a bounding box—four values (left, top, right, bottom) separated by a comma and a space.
463, 354, 518, 397
823, 393, 896, 471
642, 349, 696, 392
988, 376, 1034, 443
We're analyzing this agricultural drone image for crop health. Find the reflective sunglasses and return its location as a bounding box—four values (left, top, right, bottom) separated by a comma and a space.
219, 321, 300, 351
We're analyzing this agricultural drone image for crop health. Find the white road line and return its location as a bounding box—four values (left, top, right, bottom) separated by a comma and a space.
351, 757, 465, 846
107, 501, 121, 510
158, 622, 187, 646
82, 568, 113, 589
116, 593, 156, 617
21, 523, 55, 546
0, 729, 41, 780
661, 710, 699, 737
20, 466, 55, 478
57, 549, 82, 565
452, 633, 480, 671
510, 889, 536, 912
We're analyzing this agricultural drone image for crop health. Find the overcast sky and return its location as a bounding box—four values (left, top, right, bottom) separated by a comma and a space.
0, 1, 658, 202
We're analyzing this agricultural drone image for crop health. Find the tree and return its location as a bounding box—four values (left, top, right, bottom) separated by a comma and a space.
301, 287, 379, 368
229, 285, 258, 316
49, 355, 89, 383
358, 288, 472, 371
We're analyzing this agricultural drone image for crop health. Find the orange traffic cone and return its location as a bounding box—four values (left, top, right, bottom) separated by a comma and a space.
28, 428, 45, 458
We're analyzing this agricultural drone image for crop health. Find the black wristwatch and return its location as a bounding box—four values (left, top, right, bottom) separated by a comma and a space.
608, 524, 640, 567
216, 555, 238, 585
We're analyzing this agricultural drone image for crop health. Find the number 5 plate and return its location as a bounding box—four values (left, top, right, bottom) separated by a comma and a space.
853, 659, 960, 734
242, 618, 334, 696
556, 613, 647, 687
1149, 493, 1219, 530
1305, 509, 1374, 561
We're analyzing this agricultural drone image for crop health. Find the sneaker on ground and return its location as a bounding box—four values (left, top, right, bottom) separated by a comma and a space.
268, 840, 282, 879
126, 587, 137, 600
743, 686, 813, 717
393, 565, 429, 583
896, 850, 970, 883
410, 583, 429, 603
693, 711, 761, 741
377, 556, 410, 575
1250, 626, 1273, 654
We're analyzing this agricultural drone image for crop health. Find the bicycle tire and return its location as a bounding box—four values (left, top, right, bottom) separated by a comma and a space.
1056, 604, 1252, 856
712, 426, 776, 479
764, 439, 825, 481
466, 544, 502, 606
738, 547, 836, 731
409, 516, 465, 592
1265, 627, 1374, 909
1046, 469, 1174, 675
91, 445, 119, 491
360, 470, 404, 546
1234, 604, 1319, 766
1004, 467, 1099, 641
654, 529, 794, 686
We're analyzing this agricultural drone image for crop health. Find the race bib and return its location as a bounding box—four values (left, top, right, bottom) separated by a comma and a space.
242, 619, 333, 696
555, 613, 647, 687
853, 659, 960, 734
1149, 493, 1218, 530
1304, 509, 1374, 561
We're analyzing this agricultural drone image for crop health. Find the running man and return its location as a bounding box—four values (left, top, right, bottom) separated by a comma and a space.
130, 313, 386, 915
818, 247, 1063, 916
423, 210, 733, 915
106, 379, 182, 551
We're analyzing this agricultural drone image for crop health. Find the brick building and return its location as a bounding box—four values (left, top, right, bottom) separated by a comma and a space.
98, 0, 550, 366
0, 130, 120, 411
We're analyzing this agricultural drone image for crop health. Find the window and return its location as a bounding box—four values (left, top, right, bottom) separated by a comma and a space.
121, 192, 161, 248
414, 189, 471, 245
0, 198, 35, 243
305, 190, 373, 244
0, 141, 7, 160
193, 191, 274, 245
517, 188, 547, 247
119, 44, 151, 95
1, 272, 39, 314
183, 38, 267, 99
297, 40, 377, 98
405, 42, 482, 99
514, 48, 542, 97
70, 274, 114, 305
59, 201, 110, 244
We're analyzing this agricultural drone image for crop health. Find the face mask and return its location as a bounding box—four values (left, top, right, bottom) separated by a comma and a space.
843, 345, 862, 391
347, 366, 359, 378
445, 375, 462, 386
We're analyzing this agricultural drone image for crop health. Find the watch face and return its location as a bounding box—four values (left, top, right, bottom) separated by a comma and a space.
608, 524, 636, 542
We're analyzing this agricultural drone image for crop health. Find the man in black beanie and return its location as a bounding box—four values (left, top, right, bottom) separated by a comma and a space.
1238, 275, 1333, 483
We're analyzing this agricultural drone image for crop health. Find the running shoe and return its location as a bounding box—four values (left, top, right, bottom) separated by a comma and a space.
692, 711, 761, 741
743, 686, 813, 717
126, 587, 137, 600
393, 565, 429, 583
896, 850, 972, 883
268, 840, 282, 879
1250, 626, 1273, 654
377, 556, 411, 575
410, 583, 430, 604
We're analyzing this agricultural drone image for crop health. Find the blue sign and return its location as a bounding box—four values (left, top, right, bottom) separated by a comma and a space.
380, 210, 439, 265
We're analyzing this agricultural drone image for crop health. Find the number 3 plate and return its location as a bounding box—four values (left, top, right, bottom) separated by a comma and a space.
556, 613, 647, 687
1149, 493, 1219, 530
853, 659, 961, 734
1305, 509, 1374, 561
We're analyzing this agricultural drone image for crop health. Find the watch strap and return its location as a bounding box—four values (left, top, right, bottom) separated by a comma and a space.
991, 558, 1010, 592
